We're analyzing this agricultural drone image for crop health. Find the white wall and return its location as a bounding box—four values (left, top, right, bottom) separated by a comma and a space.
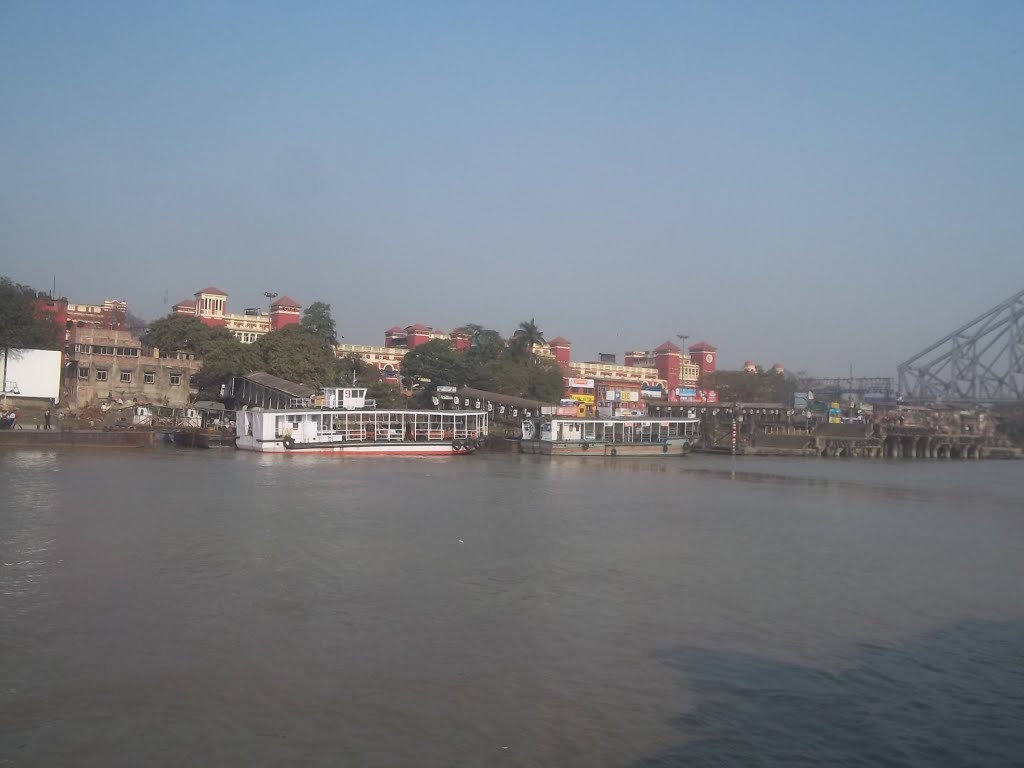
3, 349, 62, 402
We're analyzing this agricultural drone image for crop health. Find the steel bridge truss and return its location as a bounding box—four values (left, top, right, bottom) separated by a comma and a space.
796, 377, 894, 402
897, 288, 1024, 403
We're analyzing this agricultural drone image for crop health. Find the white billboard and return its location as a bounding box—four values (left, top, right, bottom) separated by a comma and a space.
3, 349, 61, 402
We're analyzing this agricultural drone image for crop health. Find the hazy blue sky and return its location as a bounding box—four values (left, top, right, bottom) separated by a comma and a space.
2, 1, 1022, 374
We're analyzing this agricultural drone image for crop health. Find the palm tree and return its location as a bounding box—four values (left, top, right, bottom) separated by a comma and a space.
515, 318, 545, 349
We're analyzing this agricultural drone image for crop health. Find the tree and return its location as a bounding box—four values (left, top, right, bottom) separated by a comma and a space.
0, 277, 60, 351
514, 317, 545, 349
142, 314, 261, 399
335, 353, 404, 408
124, 309, 148, 337
193, 334, 261, 399
300, 301, 339, 345
400, 339, 465, 388
253, 325, 338, 388
709, 370, 797, 404
335, 353, 376, 386
519, 357, 566, 402
142, 315, 217, 355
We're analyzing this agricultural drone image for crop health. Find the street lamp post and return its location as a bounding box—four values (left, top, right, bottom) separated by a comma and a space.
263, 292, 278, 335
2, 348, 20, 409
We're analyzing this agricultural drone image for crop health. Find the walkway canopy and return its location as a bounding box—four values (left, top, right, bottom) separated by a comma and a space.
232, 372, 317, 409
455, 387, 558, 419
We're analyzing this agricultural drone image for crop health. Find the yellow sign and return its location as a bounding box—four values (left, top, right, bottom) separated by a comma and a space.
569, 393, 595, 404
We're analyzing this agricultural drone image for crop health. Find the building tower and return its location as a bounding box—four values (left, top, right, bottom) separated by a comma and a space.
270, 296, 302, 330
194, 287, 228, 327
653, 340, 682, 392
547, 337, 572, 368
688, 341, 718, 387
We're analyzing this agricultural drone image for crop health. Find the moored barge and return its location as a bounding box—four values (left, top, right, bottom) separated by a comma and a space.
234, 387, 487, 456
520, 415, 700, 457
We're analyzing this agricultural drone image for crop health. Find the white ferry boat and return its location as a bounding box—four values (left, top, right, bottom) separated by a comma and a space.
235, 387, 487, 456
520, 414, 700, 457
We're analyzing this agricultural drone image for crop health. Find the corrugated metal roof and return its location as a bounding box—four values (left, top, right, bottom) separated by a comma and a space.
456, 387, 556, 409
241, 372, 317, 399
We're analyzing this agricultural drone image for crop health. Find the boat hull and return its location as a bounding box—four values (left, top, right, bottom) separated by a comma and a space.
234, 437, 477, 456
519, 440, 694, 457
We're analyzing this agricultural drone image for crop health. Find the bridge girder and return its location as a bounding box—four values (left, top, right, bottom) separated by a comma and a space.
897, 288, 1024, 403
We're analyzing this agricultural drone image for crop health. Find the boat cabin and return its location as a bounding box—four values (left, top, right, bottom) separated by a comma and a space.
523, 416, 700, 444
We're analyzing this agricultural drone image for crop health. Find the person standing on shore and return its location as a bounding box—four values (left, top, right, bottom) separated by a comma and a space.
44, 409, 52, 430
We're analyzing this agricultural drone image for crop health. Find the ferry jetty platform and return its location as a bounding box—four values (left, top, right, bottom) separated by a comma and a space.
678, 402, 1022, 459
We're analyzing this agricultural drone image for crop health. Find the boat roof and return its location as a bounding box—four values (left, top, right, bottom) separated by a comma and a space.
531, 414, 699, 422
457, 386, 555, 411
241, 371, 318, 399
248, 407, 488, 415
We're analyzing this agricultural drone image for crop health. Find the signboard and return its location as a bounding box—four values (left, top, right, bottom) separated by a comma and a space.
568, 393, 595, 405
828, 401, 842, 424
435, 385, 457, 394
2, 349, 60, 401
793, 392, 809, 408
641, 385, 664, 398
675, 387, 698, 400
567, 377, 594, 389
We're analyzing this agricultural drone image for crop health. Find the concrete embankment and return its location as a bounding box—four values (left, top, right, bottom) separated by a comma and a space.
0, 429, 156, 449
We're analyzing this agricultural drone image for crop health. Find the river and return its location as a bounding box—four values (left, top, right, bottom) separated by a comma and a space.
2, 448, 1022, 766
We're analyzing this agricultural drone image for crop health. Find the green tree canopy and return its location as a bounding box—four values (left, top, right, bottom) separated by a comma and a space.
400, 339, 466, 389
142, 315, 220, 355
253, 325, 338, 388
710, 370, 797, 404
300, 301, 339, 345
335, 353, 404, 407
513, 317, 545, 349
455, 321, 564, 404
193, 335, 262, 398
0, 277, 60, 351
142, 314, 262, 399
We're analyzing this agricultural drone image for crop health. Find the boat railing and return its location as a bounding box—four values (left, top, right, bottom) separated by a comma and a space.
288, 398, 313, 408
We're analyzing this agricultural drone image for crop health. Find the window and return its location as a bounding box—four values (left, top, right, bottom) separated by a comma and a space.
120, 371, 132, 383
78, 367, 90, 379
96, 369, 108, 381
170, 373, 182, 386
144, 372, 155, 384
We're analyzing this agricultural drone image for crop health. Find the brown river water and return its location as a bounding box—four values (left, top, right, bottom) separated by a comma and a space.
2, 448, 1023, 766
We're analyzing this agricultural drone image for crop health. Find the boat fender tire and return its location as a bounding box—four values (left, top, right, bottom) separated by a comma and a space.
234, 436, 240, 449
582, 442, 589, 450
452, 441, 461, 451
610, 448, 618, 457
663, 443, 669, 454
283, 436, 295, 449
